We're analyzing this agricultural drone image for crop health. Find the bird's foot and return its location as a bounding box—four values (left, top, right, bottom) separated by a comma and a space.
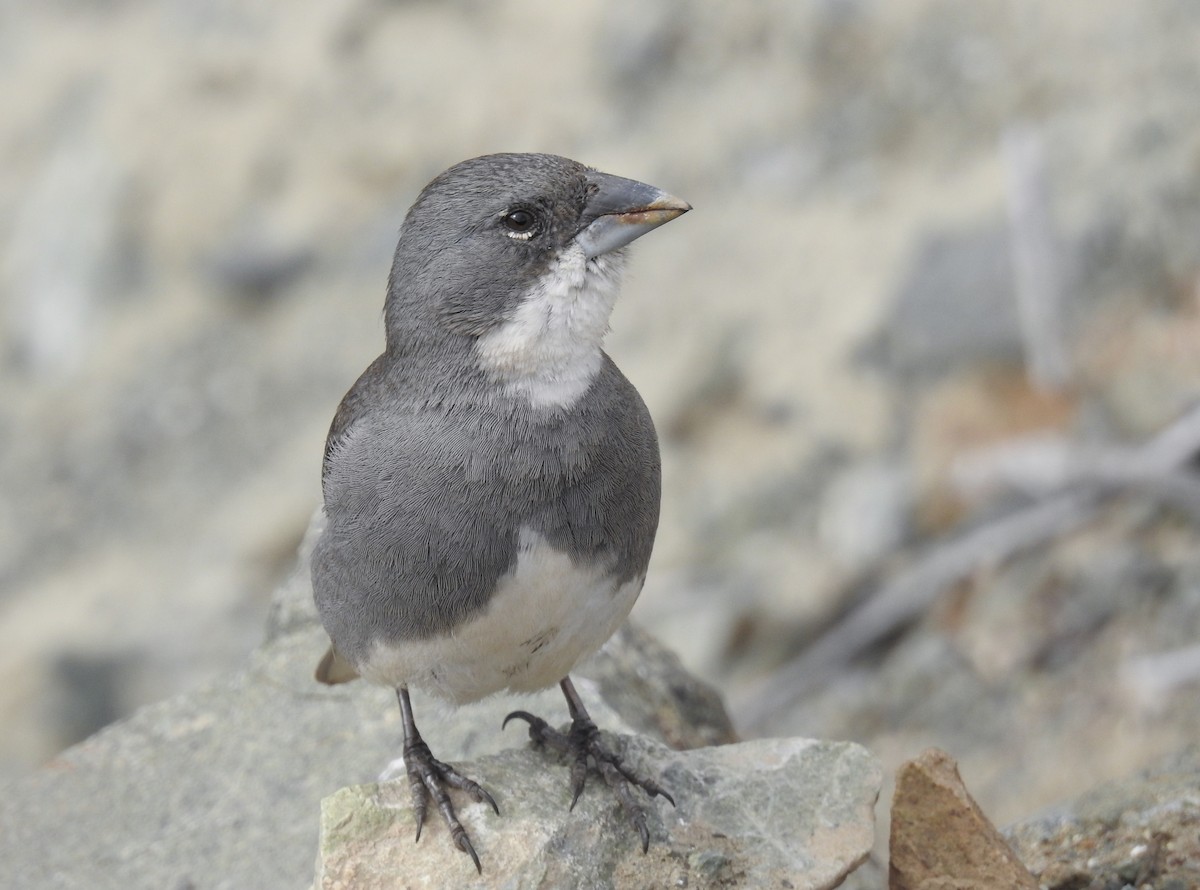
401, 736, 499, 873
503, 709, 674, 852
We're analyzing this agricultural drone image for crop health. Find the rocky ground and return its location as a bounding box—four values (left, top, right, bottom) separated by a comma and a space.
4, 1, 1200, 887
1009, 747, 1200, 890
0, 540, 880, 889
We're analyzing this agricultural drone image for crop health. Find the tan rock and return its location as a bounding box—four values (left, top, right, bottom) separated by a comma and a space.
889, 747, 1037, 890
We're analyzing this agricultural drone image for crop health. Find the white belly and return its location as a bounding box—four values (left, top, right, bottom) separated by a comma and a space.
358, 529, 644, 704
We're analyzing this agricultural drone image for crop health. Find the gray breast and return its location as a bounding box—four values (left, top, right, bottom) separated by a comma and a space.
311, 354, 660, 667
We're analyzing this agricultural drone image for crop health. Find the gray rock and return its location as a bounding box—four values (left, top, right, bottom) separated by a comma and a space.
0, 556, 738, 890
314, 736, 881, 890
204, 223, 315, 303
818, 460, 913, 571
576, 621, 737, 751
0, 512, 866, 890
2, 88, 131, 380
860, 222, 1023, 382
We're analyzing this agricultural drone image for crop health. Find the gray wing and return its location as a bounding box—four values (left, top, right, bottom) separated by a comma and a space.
313, 396, 521, 664
321, 354, 388, 486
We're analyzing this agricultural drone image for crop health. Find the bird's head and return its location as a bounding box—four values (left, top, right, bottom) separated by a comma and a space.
384, 153, 689, 408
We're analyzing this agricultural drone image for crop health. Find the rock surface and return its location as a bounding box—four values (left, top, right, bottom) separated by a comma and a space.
0, 550, 744, 890
315, 736, 880, 890
889, 748, 1037, 890
1007, 746, 1200, 890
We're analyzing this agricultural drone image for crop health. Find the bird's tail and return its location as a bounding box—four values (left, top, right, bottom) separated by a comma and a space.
315, 645, 361, 684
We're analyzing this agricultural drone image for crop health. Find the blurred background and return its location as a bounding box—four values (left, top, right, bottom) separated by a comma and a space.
3, 0, 1200, 835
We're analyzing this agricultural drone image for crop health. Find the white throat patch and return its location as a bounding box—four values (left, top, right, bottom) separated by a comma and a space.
475, 244, 623, 410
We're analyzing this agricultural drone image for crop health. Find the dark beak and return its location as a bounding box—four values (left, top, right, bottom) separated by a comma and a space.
575, 171, 691, 259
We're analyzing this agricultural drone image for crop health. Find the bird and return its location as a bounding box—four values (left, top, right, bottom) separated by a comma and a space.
310, 152, 690, 871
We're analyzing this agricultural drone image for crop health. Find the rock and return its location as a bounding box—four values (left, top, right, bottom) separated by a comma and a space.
862, 223, 1023, 382
818, 460, 913, 571
204, 222, 315, 304
577, 621, 738, 750
1, 90, 131, 380
889, 748, 1038, 890
1007, 746, 1200, 890
0, 538, 740, 890
0, 619, 734, 890
315, 736, 881, 890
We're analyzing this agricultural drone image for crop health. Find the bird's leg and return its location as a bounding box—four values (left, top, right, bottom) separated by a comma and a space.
396, 687, 499, 873
503, 676, 675, 853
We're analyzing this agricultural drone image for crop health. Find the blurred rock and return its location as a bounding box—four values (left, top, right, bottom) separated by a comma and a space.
1, 89, 131, 380
889, 747, 1037, 890
1121, 642, 1200, 715
759, 497, 1200, 845
819, 460, 913, 570
43, 650, 138, 752
1076, 295, 1200, 438
863, 222, 1022, 382
0, 582, 738, 890
909, 365, 1077, 527
204, 224, 314, 304
1008, 746, 1200, 890
580, 622, 738, 750
315, 736, 881, 890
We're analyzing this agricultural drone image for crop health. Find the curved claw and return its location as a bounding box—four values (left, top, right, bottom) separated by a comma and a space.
456, 831, 482, 874
477, 785, 501, 816
598, 757, 658, 853
567, 742, 593, 812
407, 767, 428, 842
568, 770, 587, 811
612, 761, 676, 807
502, 710, 537, 731
432, 757, 501, 817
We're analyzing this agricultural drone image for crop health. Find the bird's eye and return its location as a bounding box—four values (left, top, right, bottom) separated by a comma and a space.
501, 209, 538, 240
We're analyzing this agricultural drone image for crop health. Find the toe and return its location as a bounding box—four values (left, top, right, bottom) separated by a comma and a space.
455, 828, 483, 874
